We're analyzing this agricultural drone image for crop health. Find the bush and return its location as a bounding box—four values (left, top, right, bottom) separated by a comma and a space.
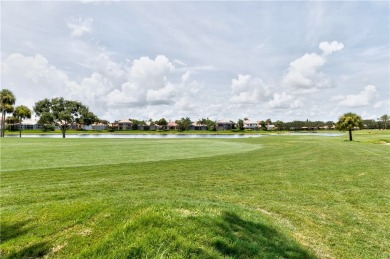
41, 124, 55, 132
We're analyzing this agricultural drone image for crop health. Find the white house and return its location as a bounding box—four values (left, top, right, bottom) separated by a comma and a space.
266, 124, 275, 131
91, 123, 108, 131
20, 119, 42, 130
243, 120, 259, 130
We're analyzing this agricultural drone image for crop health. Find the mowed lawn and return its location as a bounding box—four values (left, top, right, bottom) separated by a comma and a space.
1, 132, 389, 258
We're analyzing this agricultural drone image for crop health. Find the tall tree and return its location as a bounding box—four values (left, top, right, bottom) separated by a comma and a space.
336, 112, 364, 141
274, 120, 284, 131
156, 118, 168, 128
176, 117, 192, 131
13, 105, 32, 138
379, 114, 389, 130
237, 119, 244, 131
76, 106, 99, 129
34, 97, 98, 138
0, 89, 16, 137
198, 118, 216, 131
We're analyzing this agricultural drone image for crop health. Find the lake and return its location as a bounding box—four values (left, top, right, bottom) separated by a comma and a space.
5, 133, 344, 138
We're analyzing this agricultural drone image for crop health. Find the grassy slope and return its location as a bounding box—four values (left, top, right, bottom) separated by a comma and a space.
1, 132, 389, 258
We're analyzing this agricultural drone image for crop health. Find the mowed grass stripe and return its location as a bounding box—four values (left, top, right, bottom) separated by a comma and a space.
1, 133, 389, 258
0, 138, 262, 172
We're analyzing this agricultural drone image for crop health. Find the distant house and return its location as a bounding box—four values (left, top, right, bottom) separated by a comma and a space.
243, 120, 259, 130
266, 124, 275, 131
91, 123, 108, 131
18, 119, 42, 130
216, 120, 233, 131
138, 121, 157, 131
112, 119, 133, 130
189, 123, 208, 131
167, 122, 178, 130
82, 125, 93, 130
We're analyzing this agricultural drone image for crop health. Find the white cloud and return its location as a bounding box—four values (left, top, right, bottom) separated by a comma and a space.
283, 41, 343, 90
374, 99, 390, 109
319, 41, 344, 56
1, 53, 71, 108
106, 55, 175, 107
146, 83, 176, 105
267, 92, 303, 109
67, 17, 93, 37
337, 85, 378, 107
230, 74, 271, 103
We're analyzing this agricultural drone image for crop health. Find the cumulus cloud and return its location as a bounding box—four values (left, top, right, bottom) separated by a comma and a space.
1, 53, 71, 108
146, 83, 176, 105
319, 41, 344, 56
1, 53, 118, 117
67, 72, 113, 109
230, 74, 271, 103
282, 41, 343, 90
2, 51, 207, 121
106, 55, 177, 107
67, 17, 93, 37
336, 85, 378, 107
267, 92, 303, 109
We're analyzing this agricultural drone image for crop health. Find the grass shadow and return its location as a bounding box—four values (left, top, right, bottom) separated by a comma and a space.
4, 242, 50, 259
211, 212, 315, 258
1, 221, 50, 258
0, 220, 32, 244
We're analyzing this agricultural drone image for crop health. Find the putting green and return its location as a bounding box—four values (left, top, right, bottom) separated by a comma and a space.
1, 138, 262, 172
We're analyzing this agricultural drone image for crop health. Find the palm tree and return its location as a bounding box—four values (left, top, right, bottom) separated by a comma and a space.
336, 112, 364, 141
0, 89, 16, 137
13, 105, 32, 138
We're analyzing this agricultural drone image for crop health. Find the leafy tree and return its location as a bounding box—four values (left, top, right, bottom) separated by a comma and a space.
176, 117, 192, 131
237, 119, 244, 131
274, 120, 284, 131
34, 97, 98, 138
13, 105, 32, 138
130, 119, 145, 130
260, 121, 267, 130
363, 119, 378, 129
198, 118, 216, 131
379, 114, 389, 130
156, 118, 168, 127
5, 116, 18, 129
76, 106, 99, 129
1, 89, 16, 137
336, 112, 364, 141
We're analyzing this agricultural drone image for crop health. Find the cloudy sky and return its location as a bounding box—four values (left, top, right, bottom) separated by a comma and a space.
1, 1, 389, 122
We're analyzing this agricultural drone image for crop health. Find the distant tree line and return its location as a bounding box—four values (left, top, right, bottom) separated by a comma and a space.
1, 89, 389, 139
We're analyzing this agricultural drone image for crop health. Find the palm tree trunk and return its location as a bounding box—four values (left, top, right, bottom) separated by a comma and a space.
19, 119, 22, 138
349, 129, 353, 141
1, 110, 5, 137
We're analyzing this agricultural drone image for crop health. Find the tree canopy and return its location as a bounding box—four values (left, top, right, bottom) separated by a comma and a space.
1, 89, 16, 137
176, 117, 192, 131
13, 105, 32, 137
34, 97, 99, 138
379, 114, 389, 130
336, 112, 364, 141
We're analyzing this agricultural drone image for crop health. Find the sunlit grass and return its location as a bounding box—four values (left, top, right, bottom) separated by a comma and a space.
1, 132, 389, 258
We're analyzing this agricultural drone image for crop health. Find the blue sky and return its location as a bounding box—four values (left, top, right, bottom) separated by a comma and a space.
1, 1, 389, 122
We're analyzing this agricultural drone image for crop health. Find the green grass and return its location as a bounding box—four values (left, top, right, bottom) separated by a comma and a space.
1, 132, 389, 258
